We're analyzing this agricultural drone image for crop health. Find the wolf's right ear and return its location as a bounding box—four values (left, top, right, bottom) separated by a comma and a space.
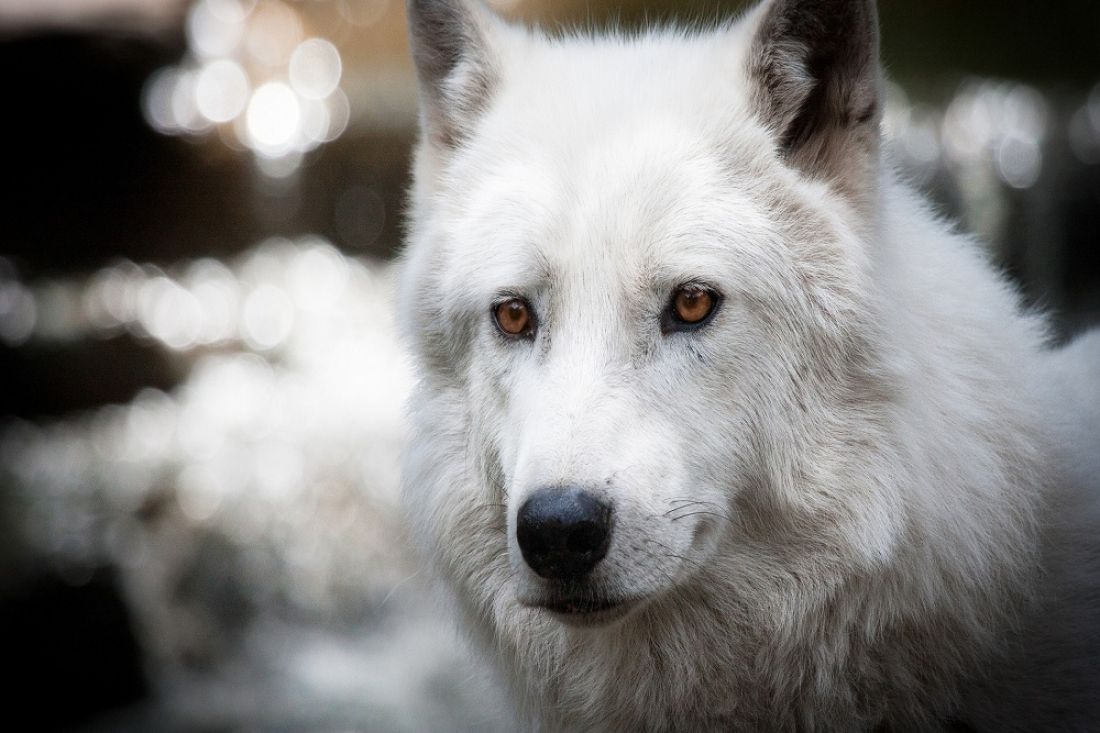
406, 0, 501, 151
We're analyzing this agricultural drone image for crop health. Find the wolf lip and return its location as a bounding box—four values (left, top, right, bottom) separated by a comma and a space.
544, 597, 621, 615
532, 595, 642, 626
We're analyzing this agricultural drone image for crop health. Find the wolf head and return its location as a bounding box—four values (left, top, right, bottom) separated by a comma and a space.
400, 0, 900, 629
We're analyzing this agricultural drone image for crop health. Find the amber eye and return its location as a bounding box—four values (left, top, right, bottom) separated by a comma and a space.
664, 285, 719, 333
493, 298, 535, 338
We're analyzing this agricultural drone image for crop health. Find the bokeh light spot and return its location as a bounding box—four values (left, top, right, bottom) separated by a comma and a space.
996, 135, 1042, 189
142, 68, 181, 135
244, 0, 303, 67
196, 58, 251, 123
0, 280, 37, 347
242, 283, 295, 350
289, 38, 342, 100
246, 81, 301, 156
187, 0, 247, 59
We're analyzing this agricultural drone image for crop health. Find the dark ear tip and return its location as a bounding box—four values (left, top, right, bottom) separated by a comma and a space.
407, 0, 446, 11
406, 0, 463, 34
407, 0, 475, 22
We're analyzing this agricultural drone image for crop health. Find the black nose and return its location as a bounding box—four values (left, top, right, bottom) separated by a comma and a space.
517, 487, 612, 580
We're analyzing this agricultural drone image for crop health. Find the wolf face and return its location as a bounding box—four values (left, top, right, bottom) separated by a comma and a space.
399, 1, 1067, 728
401, 0, 904, 629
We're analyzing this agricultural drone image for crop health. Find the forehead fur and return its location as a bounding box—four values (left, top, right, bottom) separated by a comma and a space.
440, 22, 776, 189
438, 125, 782, 302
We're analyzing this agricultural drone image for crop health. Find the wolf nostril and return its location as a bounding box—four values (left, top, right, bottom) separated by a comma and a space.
566, 522, 606, 554
517, 487, 612, 580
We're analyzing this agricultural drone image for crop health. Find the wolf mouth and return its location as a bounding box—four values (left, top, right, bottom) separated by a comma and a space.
529, 595, 643, 626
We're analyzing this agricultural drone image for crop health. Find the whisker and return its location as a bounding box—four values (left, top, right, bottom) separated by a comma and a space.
663, 500, 713, 516
661, 553, 704, 573
668, 510, 731, 522
646, 539, 706, 573
379, 569, 423, 608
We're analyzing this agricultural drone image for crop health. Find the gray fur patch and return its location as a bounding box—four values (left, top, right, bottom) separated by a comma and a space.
406, 0, 499, 149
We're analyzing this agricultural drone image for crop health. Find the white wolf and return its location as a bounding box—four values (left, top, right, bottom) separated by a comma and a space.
398, 0, 1100, 728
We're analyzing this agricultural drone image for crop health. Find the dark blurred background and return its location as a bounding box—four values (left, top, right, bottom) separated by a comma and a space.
0, 1, 1098, 730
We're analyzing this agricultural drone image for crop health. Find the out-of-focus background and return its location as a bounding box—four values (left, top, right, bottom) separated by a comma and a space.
0, 0, 1097, 730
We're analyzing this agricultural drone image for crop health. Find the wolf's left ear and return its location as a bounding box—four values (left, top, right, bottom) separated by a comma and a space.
406, 0, 501, 151
747, 0, 881, 201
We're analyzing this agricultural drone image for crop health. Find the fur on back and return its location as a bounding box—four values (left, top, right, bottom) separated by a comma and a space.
398, 1, 1100, 729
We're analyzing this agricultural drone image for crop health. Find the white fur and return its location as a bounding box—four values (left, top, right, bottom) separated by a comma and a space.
399, 2, 1100, 729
